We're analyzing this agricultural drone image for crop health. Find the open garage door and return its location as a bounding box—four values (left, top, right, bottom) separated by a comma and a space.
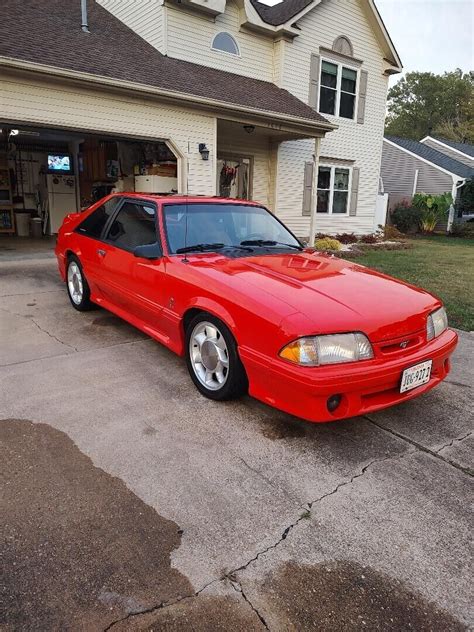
0, 125, 180, 242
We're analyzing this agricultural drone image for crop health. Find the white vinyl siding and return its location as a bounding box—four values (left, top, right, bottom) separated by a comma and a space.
275, 0, 390, 235
381, 141, 453, 196
97, 0, 165, 53
166, 0, 273, 80
1, 75, 217, 196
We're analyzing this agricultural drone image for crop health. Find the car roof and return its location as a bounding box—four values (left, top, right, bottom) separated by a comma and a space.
110, 193, 262, 206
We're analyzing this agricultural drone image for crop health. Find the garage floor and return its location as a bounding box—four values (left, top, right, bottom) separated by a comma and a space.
1, 248, 473, 631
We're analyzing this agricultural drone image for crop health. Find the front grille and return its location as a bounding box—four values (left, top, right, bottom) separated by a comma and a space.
375, 332, 425, 357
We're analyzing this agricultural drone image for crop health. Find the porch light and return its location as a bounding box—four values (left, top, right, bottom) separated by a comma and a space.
198, 143, 210, 160
243, 125, 255, 134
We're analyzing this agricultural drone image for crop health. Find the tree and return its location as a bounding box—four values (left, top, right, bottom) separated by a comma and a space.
385, 70, 474, 142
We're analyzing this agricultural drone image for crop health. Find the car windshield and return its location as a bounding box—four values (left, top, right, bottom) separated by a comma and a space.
163, 203, 301, 254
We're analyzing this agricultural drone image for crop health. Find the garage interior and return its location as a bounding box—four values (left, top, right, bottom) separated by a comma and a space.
0, 125, 178, 243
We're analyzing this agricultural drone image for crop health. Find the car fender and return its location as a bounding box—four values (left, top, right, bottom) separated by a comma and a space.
184, 297, 238, 338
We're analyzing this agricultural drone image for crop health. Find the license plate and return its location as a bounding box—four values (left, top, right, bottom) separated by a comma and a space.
400, 360, 432, 393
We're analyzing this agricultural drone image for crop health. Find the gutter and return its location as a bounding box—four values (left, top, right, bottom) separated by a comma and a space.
0, 57, 337, 136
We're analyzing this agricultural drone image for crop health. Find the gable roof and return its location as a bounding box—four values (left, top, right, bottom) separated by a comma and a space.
0, 0, 332, 130
429, 137, 474, 159
249, 0, 401, 70
249, 0, 313, 26
385, 137, 474, 179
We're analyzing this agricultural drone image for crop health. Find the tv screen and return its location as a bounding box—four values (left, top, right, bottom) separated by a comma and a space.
47, 154, 72, 174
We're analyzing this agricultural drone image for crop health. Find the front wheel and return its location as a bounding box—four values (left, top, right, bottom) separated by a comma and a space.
185, 313, 248, 401
66, 256, 95, 311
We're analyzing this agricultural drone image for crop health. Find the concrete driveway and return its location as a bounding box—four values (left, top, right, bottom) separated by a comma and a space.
1, 248, 473, 631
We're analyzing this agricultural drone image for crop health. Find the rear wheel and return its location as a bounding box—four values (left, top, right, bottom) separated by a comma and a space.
185, 313, 248, 401
66, 256, 95, 311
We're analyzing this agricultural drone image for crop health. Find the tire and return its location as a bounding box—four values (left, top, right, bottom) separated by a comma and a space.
66, 255, 95, 311
185, 313, 248, 401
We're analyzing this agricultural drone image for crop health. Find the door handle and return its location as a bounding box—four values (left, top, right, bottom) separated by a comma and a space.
97, 249, 106, 257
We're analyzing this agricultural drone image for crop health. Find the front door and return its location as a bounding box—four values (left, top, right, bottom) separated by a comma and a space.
217, 157, 251, 199
99, 199, 167, 328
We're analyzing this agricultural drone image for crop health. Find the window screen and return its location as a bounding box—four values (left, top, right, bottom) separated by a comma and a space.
105, 201, 157, 250
76, 197, 120, 239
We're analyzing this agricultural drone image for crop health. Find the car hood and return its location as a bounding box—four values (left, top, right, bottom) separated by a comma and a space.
187, 251, 440, 341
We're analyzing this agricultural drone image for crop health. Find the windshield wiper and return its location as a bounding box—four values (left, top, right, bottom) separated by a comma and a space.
240, 240, 303, 251
176, 242, 225, 254
176, 243, 253, 254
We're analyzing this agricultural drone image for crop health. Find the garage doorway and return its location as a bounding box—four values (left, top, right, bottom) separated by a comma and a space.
0, 125, 179, 246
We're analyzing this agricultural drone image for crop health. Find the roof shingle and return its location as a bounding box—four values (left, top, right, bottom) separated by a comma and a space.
0, 0, 330, 128
432, 137, 474, 159
249, 0, 313, 26
385, 136, 474, 179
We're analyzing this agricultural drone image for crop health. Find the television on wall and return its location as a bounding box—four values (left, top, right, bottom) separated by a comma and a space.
47, 154, 72, 174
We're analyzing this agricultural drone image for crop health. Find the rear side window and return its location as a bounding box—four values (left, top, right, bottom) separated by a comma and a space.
77, 198, 120, 239
104, 201, 157, 250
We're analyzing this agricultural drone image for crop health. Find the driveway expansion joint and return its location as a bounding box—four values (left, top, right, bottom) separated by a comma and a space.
364, 416, 473, 477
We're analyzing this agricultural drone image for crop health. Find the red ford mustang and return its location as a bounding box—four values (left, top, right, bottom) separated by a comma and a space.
55, 194, 457, 423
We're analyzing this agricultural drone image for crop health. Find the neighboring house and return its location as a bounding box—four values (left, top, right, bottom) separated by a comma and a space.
1, 0, 401, 239
420, 136, 474, 170
381, 137, 474, 214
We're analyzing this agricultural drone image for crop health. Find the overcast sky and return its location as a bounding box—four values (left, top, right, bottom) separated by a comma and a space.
376, 0, 474, 84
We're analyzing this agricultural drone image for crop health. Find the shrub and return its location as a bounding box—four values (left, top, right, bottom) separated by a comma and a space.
314, 237, 342, 251
413, 192, 452, 233
381, 224, 404, 240
456, 177, 474, 216
450, 222, 474, 238
335, 232, 358, 244
359, 233, 378, 243
391, 204, 421, 233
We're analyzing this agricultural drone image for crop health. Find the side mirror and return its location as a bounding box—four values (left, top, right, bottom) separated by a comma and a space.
133, 242, 162, 260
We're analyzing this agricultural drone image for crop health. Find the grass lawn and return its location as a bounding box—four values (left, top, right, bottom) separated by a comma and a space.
346, 236, 474, 331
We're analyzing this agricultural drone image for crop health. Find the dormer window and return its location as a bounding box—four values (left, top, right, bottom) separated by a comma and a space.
211, 32, 240, 56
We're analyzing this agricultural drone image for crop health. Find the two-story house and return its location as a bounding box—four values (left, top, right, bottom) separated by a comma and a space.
0, 0, 401, 240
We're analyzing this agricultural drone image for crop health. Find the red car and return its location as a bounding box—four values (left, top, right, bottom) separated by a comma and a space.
55, 194, 457, 423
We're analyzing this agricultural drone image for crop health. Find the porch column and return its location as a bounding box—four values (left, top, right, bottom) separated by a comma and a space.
308, 137, 321, 246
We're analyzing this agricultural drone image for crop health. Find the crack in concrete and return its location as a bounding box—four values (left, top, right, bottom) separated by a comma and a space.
444, 379, 471, 389
364, 416, 473, 477
0, 306, 78, 352
230, 579, 270, 630
436, 431, 472, 454
103, 452, 408, 631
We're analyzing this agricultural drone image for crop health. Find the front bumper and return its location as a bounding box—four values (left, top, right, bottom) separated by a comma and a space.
240, 328, 458, 423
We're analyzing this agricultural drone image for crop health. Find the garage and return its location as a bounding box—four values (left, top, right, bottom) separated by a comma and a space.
0, 125, 179, 241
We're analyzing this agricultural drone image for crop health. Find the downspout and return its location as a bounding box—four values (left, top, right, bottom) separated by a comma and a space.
308, 137, 320, 247
81, 0, 90, 33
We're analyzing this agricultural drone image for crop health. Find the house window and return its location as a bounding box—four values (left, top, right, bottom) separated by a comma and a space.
317, 165, 351, 214
319, 60, 357, 119
212, 32, 240, 56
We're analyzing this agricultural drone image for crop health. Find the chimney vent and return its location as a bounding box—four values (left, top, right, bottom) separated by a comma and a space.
81, 0, 90, 33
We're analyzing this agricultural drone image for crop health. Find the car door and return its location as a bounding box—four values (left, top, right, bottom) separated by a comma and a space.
73, 196, 122, 295
98, 199, 167, 328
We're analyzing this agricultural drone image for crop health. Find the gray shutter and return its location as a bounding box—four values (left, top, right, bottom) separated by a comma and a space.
357, 70, 368, 124
302, 162, 314, 216
349, 167, 359, 216
308, 54, 320, 108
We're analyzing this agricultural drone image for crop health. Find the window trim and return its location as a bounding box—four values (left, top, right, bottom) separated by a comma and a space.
101, 197, 160, 254
211, 31, 241, 57
316, 164, 352, 216
317, 57, 359, 121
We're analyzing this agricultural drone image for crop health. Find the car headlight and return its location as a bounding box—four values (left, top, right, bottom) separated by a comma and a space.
427, 307, 448, 340
279, 332, 374, 366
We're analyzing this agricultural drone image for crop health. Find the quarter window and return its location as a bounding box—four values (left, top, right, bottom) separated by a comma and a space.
211, 32, 240, 55
76, 197, 120, 239
317, 166, 351, 214
319, 60, 357, 120
105, 201, 157, 250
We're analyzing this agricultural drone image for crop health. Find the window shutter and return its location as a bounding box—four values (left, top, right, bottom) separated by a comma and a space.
349, 167, 359, 216
357, 70, 368, 124
308, 54, 320, 108
302, 162, 314, 216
